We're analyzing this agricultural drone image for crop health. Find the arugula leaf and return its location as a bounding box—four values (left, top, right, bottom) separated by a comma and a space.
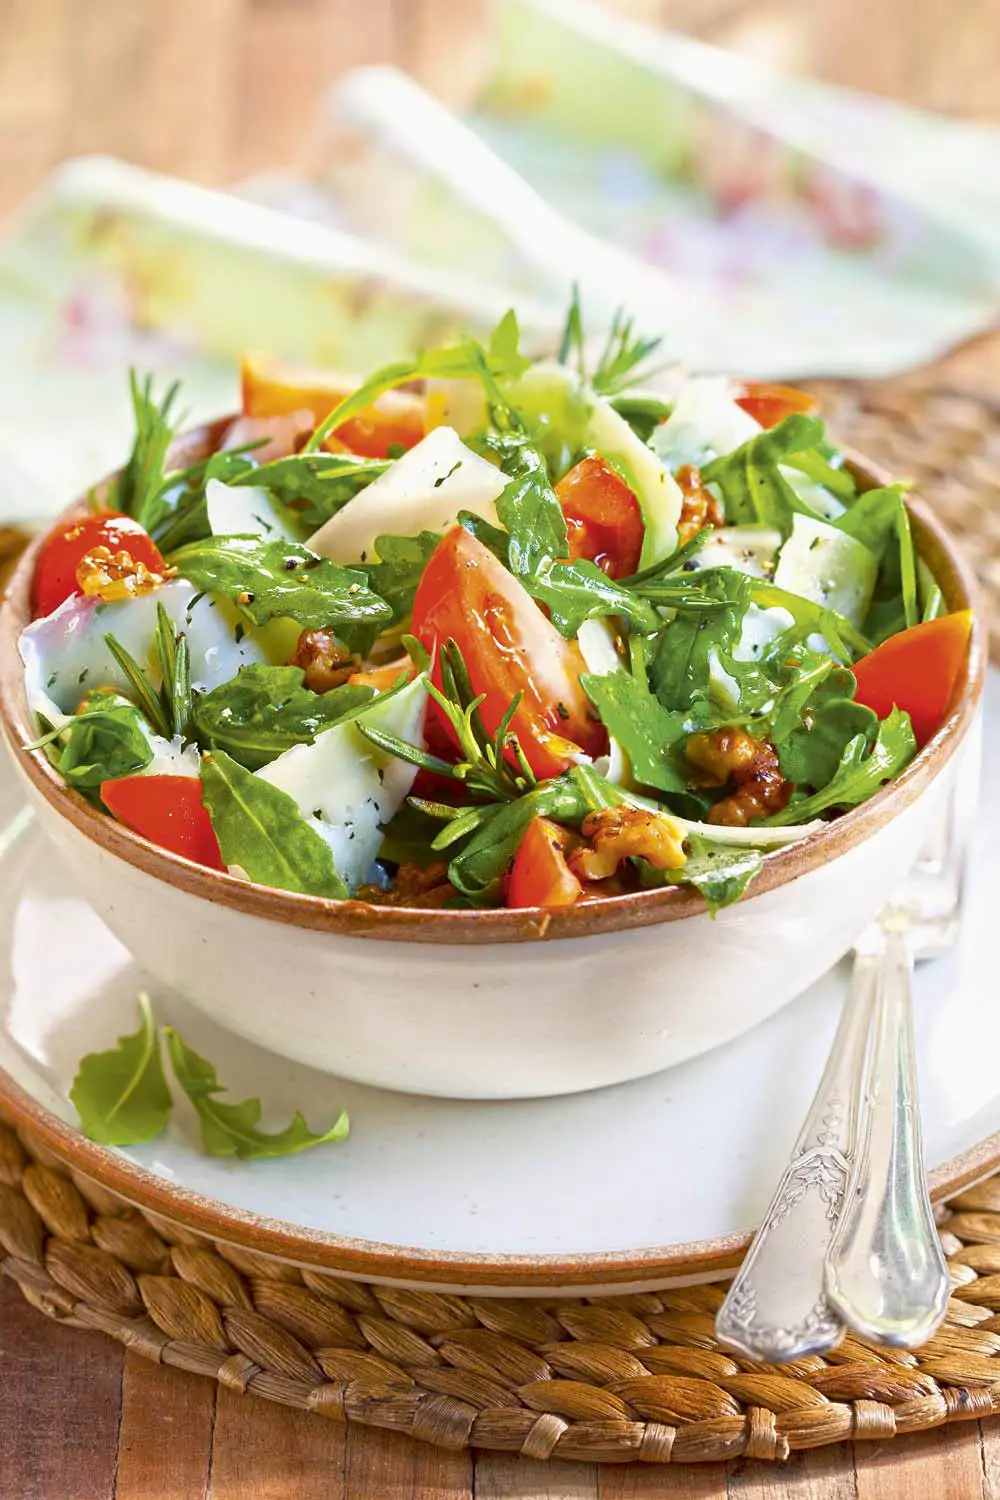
580, 667, 695, 796
193, 665, 374, 770
609, 392, 674, 444
773, 664, 877, 790
491, 434, 569, 579
54, 695, 155, 790
70, 993, 172, 1146
169, 537, 392, 653
749, 580, 871, 661
639, 837, 763, 916
110, 372, 184, 533
701, 414, 825, 534
783, 444, 858, 504
235, 452, 388, 533
444, 778, 589, 904
835, 483, 908, 561
304, 311, 530, 453
769, 707, 916, 824
163, 1027, 348, 1159
526, 557, 660, 638
200, 750, 348, 898
366, 531, 440, 625
651, 569, 753, 711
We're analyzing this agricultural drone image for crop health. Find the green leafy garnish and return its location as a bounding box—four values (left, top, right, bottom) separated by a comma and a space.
103, 602, 192, 742
110, 372, 184, 534
490, 432, 569, 579
651, 570, 753, 711
169, 537, 392, 653
163, 1028, 348, 1159
200, 749, 348, 898
640, 837, 764, 917
526, 557, 659, 638
235, 452, 388, 534
701, 414, 825, 535
69, 994, 172, 1146
193, 665, 375, 770
47, 693, 154, 790
556, 287, 665, 395
304, 310, 531, 453
769, 707, 916, 824
580, 667, 695, 797
773, 664, 877, 790
365, 531, 441, 625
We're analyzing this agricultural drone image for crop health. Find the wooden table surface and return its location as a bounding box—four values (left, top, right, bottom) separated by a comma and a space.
1, 2, 999, 1496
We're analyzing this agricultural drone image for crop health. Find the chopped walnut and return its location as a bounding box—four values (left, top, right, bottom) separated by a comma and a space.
569, 806, 687, 882
291, 629, 357, 692
676, 464, 725, 545
357, 862, 455, 908
75, 545, 167, 602
686, 727, 793, 827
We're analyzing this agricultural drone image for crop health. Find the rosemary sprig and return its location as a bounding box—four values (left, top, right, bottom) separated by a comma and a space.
103, 602, 193, 741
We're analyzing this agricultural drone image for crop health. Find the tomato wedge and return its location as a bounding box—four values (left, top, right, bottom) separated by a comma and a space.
32, 511, 167, 619
101, 776, 225, 871
852, 611, 974, 749
506, 817, 583, 908
734, 381, 821, 430
410, 527, 606, 780
555, 455, 644, 579
240, 352, 425, 459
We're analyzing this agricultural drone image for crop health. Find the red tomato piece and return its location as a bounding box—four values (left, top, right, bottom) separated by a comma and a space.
410, 526, 606, 781
506, 817, 583, 908
734, 381, 821, 429
555, 455, 644, 579
852, 610, 974, 750
101, 776, 225, 871
32, 511, 167, 619
240, 353, 425, 459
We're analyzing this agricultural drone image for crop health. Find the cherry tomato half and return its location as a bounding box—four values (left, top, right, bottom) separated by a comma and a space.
101, 776, 225, 871
852, 610, 974, 750
241, 352, 425, 459
32, 511, 167, 619
734, 381, 821, 430
555, 455, 644, 579
410, 526, 606, 781
506, 817, 583, 908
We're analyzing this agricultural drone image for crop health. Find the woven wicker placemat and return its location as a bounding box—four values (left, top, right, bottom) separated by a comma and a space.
4, 1115, 1000, 1465
0, 378, 998, 1466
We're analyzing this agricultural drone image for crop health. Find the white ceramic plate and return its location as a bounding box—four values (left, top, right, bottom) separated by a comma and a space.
2, 671, 998, 1297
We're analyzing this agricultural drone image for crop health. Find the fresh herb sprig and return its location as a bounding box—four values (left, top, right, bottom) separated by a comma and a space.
110, 372, 185, 534
358, 639, 536, 806
103, 602, 192, 741
556, 286, 665, 395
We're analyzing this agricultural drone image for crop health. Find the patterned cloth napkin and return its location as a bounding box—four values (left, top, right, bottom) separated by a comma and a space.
1, 0, 998, 526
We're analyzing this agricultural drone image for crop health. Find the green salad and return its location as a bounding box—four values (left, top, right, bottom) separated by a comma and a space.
20, 301, 972, 915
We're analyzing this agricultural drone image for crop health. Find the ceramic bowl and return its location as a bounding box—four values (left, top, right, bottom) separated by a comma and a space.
0, 430, 984, 1098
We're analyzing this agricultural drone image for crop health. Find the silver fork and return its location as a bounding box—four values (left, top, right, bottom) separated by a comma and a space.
715, 769, 973, 1364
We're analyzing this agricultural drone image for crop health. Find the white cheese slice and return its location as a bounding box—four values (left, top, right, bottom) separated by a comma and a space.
307, 427, 506, 565
205, 478, 298, 543
19, 579, 267, 716
652, 376, 761, 470
773, 514, 878, 628
255, 675, 429, 893
689, 525, 781, 580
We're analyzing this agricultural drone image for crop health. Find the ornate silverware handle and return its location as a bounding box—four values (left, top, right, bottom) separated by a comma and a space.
715, 962, 876, 1364
824, 917, 950, 1347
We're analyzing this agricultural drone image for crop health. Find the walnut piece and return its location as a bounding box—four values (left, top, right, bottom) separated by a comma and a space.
686, 727, 793, 827
291, 628, 356, 692
357, 862, 455, 908
676, 464, 725, 545
569, 806, 687, 882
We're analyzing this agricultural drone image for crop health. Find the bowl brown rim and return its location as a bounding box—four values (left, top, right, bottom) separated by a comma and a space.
0, 428, 985, 945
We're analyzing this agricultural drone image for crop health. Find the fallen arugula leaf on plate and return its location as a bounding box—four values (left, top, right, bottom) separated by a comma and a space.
163, 1027, 349, 1159
69, 993, 172, 1146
